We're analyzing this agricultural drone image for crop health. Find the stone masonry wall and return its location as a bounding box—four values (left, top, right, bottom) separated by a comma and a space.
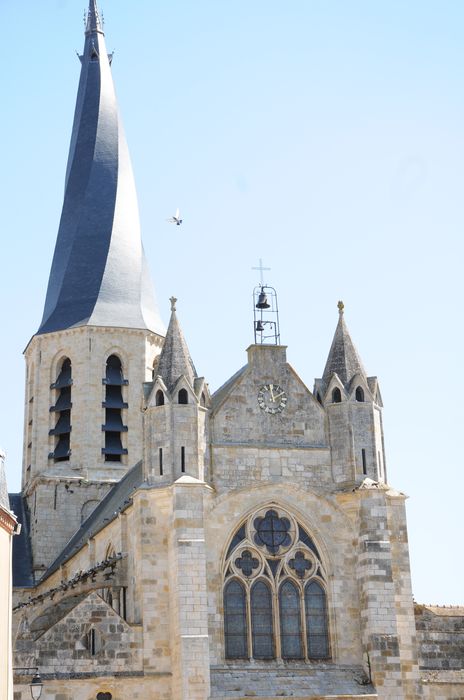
415, 605, 464, 671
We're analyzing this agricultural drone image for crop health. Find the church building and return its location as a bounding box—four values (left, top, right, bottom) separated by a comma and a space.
9, 3, 464, 699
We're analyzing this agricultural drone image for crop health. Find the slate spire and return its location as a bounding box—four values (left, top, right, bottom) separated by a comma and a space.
156, 298, 197, 393
322, 301, 367, 388
37, 1, 164, 337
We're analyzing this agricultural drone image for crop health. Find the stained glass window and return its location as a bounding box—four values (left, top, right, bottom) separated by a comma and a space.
251, 581, 275, 659
279, 580, 303, 659
224, 580, 248, 659
253, 509, 292, 554
305, 580, 329, 659
224, 508, 331, 663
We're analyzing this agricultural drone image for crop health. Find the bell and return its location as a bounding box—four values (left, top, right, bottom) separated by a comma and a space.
256, 320, 265, 332
256, 291, 270, 309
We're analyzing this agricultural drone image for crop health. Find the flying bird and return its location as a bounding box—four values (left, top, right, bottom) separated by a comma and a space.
167, 208, 183, 225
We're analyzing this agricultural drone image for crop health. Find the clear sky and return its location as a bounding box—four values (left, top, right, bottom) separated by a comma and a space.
1, 1, 463, 605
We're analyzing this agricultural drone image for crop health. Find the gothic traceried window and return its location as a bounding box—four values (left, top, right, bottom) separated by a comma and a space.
223, 506, 330, 661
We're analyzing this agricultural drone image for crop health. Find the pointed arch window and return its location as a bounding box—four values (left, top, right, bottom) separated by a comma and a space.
102, 355, 128, 462
224, 579, 248, 659
223, 507, 331, 662
49, 357, 72, 462
355, 386, 364, 402
251, 580, 275, 659
332, 388, 342, 403
156, 390, 165, 406
305, 581, 329, 659
178, 388, 188, 404
280, 580, 303, 659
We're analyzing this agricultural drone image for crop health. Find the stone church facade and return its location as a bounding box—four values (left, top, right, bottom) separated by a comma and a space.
9, 3, 464, 699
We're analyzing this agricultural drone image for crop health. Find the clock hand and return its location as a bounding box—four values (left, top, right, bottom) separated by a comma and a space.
269, 385, 276, 402
273, 391, 285, 400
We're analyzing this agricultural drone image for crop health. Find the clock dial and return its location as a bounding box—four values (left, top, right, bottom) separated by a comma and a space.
257, 383, 288, 414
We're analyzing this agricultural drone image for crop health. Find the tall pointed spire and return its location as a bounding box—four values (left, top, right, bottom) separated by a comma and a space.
86, 0, 104, 34
37, 1, 164, 337
322, 301, 366, 388
156, 298, 197, 392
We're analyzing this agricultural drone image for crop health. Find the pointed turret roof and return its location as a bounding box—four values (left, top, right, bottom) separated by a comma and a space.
156, 298, 197, 393
37, 1, 164, 337
322, 301, 367, 388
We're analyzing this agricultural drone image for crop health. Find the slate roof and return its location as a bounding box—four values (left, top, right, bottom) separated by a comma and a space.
210, 365, 247, 412
156, 306, 197, 393
322, 305, 367, 389
9, 494, 34, 588
43, 460, 144, 581
37, 0, 164, 337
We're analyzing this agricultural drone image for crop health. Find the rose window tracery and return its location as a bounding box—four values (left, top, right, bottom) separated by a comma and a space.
223, 506, 330, 661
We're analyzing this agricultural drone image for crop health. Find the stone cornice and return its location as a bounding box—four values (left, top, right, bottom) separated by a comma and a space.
25, 324, 164, 356
0, 504, 17, 535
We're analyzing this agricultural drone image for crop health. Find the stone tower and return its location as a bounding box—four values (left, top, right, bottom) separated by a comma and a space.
22, 0, 165, 578
314, 301, 386, 485
143, 298, 210, 486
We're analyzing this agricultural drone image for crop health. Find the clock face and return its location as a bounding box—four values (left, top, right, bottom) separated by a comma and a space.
257, 383, 288, 414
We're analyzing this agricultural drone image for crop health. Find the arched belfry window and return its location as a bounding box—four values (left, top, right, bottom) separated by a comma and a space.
332, 388, 342, 403
223, 507, 331, 661
156, 390, 165, 406
355, 386, 364, 402
102, 355, 128, 462
49, 358, 72, 462
178, 388, 188, 404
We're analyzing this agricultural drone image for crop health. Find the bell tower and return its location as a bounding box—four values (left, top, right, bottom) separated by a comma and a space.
22, 0, 165, 578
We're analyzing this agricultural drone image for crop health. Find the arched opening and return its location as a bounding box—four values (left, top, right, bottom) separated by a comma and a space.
305, 580, 330, 659
200, 392, 206, 407
223, 507, 331, 662
332, 387, 342, 403
102, 355, 128, 462
49, 357, 72, 462
355, 386, 364, 402
251, 580, 275, 659
224, 579, 248, 659
156, 390, 165, 406
178, 388, 188, 404
279, 579, 303, 659
316, 392, 323, 405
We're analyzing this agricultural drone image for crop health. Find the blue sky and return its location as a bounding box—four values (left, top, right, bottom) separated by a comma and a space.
1, 1, 463, 604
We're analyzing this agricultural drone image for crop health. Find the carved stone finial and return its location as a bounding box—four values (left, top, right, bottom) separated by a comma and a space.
170, 296, 177, 312
337, 300, 344, 315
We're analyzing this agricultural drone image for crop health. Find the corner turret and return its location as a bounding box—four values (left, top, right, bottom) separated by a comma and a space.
314, 302, 386, 484
143, 299, 209, 484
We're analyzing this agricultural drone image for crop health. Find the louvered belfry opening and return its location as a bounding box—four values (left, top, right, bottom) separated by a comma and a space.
49, 358, 72, 461
102, 355, 128, 462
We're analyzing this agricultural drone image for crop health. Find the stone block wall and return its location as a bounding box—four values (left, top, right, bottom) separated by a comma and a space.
22, 325, 163, 570
415, 605, 464, 671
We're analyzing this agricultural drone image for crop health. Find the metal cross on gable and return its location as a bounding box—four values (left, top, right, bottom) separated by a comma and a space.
252, 258, 271, 286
